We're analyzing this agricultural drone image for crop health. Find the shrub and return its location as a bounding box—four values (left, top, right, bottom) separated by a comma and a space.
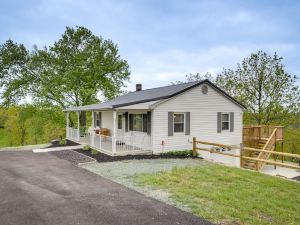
91, 149, 99, 155
83, 145, 90, 151
59, 139, 67, 145
160, 150, 197, 157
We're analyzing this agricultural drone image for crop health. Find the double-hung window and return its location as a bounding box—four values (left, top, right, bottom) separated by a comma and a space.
221, 113, 230, 131
173, 113, 185, 133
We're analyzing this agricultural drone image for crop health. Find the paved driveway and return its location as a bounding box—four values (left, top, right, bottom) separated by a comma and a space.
0, 151, 211, 225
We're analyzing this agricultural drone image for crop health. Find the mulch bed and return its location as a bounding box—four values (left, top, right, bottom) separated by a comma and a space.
43, 139, 80, 149
292, 175, 300, 182
50, 150, 95, 165
75, 149, 199, 163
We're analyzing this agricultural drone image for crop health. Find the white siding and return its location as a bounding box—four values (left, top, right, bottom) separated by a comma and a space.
101, 111, 114, 135
152, 84, 243, 153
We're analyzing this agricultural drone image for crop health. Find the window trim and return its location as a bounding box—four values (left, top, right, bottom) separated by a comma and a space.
173, 113, 185, 133
221, 113, 230, 131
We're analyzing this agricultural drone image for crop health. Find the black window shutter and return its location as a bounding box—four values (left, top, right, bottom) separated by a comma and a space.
143, 114, 148, 132
93, 112, 97, 127
99, 112, 102, 128
230, 112, 234, 132
125, 112, 129, 132
129, 114, 133, 131
168, 112, 173, 136
147, 111, 151, 135
185, 112, 190, 135
217, 112, 221, 133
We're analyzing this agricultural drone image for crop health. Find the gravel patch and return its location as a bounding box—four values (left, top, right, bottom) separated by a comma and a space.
50, 150, 96, 165
81, 158, 207, 212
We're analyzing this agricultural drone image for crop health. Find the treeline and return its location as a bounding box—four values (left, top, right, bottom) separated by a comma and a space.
0, 105, 65, 146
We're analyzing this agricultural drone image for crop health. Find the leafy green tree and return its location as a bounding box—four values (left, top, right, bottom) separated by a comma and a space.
216, 51, 300, 125
172, 72, 213, 84
0, 26, 130, 108
0, 40, 29, 105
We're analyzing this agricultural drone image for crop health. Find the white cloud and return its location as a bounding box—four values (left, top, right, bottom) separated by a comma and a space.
126, 43, 298, 90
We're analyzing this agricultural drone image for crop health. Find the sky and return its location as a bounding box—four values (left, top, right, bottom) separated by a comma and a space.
1, 0, 300, 91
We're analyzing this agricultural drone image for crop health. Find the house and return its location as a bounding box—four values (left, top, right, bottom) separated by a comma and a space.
64, 79, 246, 156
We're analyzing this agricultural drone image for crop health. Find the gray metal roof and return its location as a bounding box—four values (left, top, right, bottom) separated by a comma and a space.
64, 80, 246, 111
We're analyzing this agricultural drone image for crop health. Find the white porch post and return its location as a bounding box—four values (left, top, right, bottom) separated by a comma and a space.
66, 112, 69, 139
77, 111, 80, 141
112, 110, 117, 154
91, 111, 95, 147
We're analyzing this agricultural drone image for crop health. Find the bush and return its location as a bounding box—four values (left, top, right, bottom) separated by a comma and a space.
59, 139, 67, 145
91, 149, 99, 155
83, 145, 90, 151
160, 150, 197, 157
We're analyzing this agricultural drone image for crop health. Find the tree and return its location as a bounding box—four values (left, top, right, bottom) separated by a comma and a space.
0, 40, 29, 105
172, 72, 213, 84
216, 51, 300, 125
0, 26, 130, 108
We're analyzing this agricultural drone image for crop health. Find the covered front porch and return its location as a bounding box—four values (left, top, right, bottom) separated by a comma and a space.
65, 109, 153, 156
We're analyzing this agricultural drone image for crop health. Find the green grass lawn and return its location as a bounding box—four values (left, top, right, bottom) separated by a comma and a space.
134, 162, 300, 225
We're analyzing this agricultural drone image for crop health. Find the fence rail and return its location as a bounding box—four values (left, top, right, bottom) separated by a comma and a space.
192, 137, 300, 171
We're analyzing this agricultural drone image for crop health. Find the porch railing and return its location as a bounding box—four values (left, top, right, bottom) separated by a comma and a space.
115, 135, 151, 153
89, 134, 151, 155
67, 127, 79, 140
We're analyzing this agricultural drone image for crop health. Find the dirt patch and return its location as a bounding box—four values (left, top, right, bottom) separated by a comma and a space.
75, 149, 199, 163
50, 150, 95, 165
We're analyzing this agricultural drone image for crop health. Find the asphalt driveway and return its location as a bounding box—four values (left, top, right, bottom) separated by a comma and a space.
0, 151, 211, 225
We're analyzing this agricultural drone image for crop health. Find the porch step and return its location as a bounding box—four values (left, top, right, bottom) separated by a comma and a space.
33, 145, 83, 153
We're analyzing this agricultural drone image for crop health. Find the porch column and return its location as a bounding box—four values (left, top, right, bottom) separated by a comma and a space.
77, 111, 80, 141
112, 110, 117, 154
66, 112, 69, 138
91, 111, 95, 147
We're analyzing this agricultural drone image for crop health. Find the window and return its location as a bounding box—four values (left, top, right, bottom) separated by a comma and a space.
174, 113, 184, 133
118, 115, 122, 129
95, 112, 101, 127
221, 113, 230, 130
129, 114, 148, 132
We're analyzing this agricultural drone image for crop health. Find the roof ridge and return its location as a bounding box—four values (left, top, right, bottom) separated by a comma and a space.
126, 80, 201, 94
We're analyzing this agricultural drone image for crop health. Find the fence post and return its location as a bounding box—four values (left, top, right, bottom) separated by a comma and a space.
192, 137, 197, 157
240, 143, 243, 168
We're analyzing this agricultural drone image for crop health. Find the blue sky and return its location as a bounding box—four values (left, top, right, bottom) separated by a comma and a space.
1, 0, 300, 90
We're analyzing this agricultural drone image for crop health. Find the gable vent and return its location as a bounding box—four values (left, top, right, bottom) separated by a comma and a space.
201, 85, 208, 94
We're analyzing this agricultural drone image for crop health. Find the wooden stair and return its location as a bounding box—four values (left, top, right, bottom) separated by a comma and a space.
242, 129, 277, 171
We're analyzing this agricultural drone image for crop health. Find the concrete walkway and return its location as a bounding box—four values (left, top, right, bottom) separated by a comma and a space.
0, 151, 211, 225
33, 145, 83, 152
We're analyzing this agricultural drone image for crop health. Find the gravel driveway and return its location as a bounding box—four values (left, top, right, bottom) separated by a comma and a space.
0, 151, 211, 225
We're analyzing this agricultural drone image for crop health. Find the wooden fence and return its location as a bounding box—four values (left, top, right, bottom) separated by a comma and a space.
192, 137, 300, 170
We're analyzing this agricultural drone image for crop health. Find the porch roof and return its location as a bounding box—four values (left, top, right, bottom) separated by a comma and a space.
64, 79, 246, 112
